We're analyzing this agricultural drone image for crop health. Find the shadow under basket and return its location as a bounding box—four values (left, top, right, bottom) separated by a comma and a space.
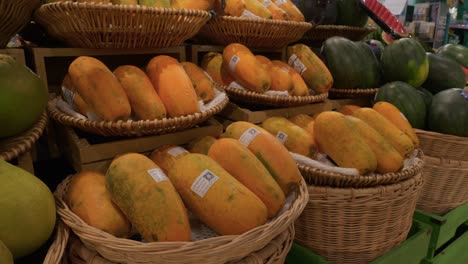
416, 155, 468, 215
294, 172, 424, 264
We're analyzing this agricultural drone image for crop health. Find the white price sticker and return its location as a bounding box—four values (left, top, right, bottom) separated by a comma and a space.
203, 71, 214, 82
191, 169, 219, 198
262, 0, 272, 7
61, 86, 75, 106
229, 55, 241, 72
281, 67, 290, 73
288, 54, 307, 75
241, 9, 261, 19
239, 127, 261, 147
274, 0, 287, 6
400, 112, 408, 121
167, 147, 189, 157
276, 131, 288, 144
147, 168, 169, 183
228, 81, 245, 90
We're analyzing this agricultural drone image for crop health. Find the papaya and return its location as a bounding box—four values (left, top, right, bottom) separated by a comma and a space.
271, 60, 309, 96
223, 43, 271, 93
146, 55, 200, 117
345, 116, 404, 174
187, 136, 217, 155
106, 153, 191, 242
168, 154, 268, 235
149, 145, 189, 175
373, 101, 420, 147
65, 171, 131, 238
114, 65, 167, 120
111, 0, 137, 4
138, 0, 170, 7
201, 52, 235, 86
223, 121, 302, 195
272, 0, 305, 22
352, 108, 415, 157
257, 0, 289, 20
68, 56, 131, 121
181, 62, 215, 102
171, 0, 214, 10
314, 111, 377, 174
256, 55, 293, 92
262, 117, 317, 159
338, 104, 361, 116
288, 114, 314, 138
214, 0, 246, 16
287, 44, 333, 94
243, 0, 272, 18
61, 74, 90, 117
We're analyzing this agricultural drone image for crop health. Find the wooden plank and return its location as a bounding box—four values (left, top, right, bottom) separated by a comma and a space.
0, 48, 26, 64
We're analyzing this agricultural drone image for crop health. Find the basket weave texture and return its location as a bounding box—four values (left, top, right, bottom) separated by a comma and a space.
301, 25, 375, 46
44, 219, 70, 264
34, 2, 211, 49
198, 16, 313, 49
0, 0, 40, 48
415, 129, 468, 161
55, 175, 308, 264
328, 88, 378, 99
295, 172, 424, 264
0, 111, 48, 161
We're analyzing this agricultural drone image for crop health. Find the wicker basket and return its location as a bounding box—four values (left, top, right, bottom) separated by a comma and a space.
224, 86, 328, 108
67, 224, 294, 264
0, 111, 48, 161
298, 149, 424, 188
416, 155, 468, 215
0, 0, 40, 48
34, 2, 211, 49
44, 219, 70, 264
301, 25, 375, 46
55, 175, 308, 264
295, 172, 424, 264
198, 16, 312, 49
415, 129, 468, 161
328, 88, 379, 99
47, 94, 228, 137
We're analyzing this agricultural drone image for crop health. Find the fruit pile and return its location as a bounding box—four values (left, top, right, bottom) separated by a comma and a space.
61, 55, 221, 121
214, 0, 305, 21
43, 0, 215, 10
65, 122, 303, 241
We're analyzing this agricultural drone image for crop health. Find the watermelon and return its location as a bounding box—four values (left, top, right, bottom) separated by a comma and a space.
422, 53, 466, 94
380, 38, 429, 88
374, 81, 427, 129
416, 87, 433, 110
436, 44, 468, 68
335, 0, 368, 27
428, 88, 468, 137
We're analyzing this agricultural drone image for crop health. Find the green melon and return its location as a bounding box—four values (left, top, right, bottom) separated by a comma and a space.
428, 88, 468, 137
0, 240, 13, 264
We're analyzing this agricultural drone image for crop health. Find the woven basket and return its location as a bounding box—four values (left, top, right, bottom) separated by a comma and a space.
224, 86, 328, 107
34, 2, 211, 49
415, 129, 468, 161
47, 95, 228, 137
44, 219, 70, 264
301, 25, 375, 46
328, 88, 379, 99
55, 175, 308, 264
295, 172, 424, 264
67, 224, 294, 264
416, 155, 468, 215
198, 16, 312, 49
0, 111, 48, 161
298, 149, 424, 188
0, 0, 40, 48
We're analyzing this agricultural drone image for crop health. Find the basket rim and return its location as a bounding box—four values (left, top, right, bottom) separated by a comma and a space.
0, 111, 48, 161
328, 87, 379, 97
311, 24, 377, 31
206, 15, 314, 28
415, 128, 468, 143
298, 149, 424, 188
55, 175, 308, 260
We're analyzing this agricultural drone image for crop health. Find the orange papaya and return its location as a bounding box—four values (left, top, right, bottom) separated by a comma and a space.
256, 55, 293, 92
61, 74, 90, 117
181, 62, 215, 102
244, 0, 272, 18
171, 0, 214, 10
338, 105, 362, 116
257, 0, 289, 20
214, 0, 246, 16
149, 145, 189, 175
271, 60, 309, 96
272, 0, 304, 22
201, 52, 235, 86
187, 136, 218, 155
288, 114, 315, 138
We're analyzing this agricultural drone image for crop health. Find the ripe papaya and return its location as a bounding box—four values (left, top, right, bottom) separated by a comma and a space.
338, 104, 361, 116
244, 0, 272, 18
256, 55, 293, 92
187, 136, 217, 155
181, 62, 215, 102
288, 114, 314, 138
171, 0, 214, 10
271, 60, 309, 96
257, 0, 289, 20
272, 0, 304, 22
149, 145, 189, 174
61, 74, 90, 117
214, 0, 246, 16
201, 52, 235, 86
138, 0, 170, 7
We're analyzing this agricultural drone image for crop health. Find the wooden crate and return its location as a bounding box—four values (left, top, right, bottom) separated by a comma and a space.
188, 44, 287, 66
30, 46, 186, 94
55, 119, 223, 174
0, 48, 26, 64
216, 98, 372, 127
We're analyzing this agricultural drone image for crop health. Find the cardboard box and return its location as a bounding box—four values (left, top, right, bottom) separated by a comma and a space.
55, 118, 223, 173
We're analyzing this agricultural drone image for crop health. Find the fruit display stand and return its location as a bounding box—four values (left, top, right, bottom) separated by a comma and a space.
55, 119, 223, 174
0, 48, 26, 64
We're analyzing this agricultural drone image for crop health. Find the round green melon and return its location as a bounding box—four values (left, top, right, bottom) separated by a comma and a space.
374, 81, 427, 129
428, 88, 468, 137
416, 87, 433, 110
380, 38, 429, 88
0, 160, 56, 259
436, 43, 468, 68
336, 0, 368, 27
0, 55, 48, 138
0, 240, 13, 264
422, 53, 466, 94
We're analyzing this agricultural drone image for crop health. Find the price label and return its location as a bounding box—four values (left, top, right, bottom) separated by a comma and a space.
239, 127, 261, 147
167, 147, 189, 157
276, 131, 288, 144
191, 170, 219, 198
288, 54, 307, 75
262, 0, 272, 7
229, 55, 241, 72
147, 168, 169, 183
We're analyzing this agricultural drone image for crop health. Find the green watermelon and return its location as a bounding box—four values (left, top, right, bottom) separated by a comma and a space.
428, 88, 468, 137
416, 87, 433, 110
335, 0, 368, 27
436, 44, 468, 68
380, 38, 429, 88
422, 53, 466, 94
374, 81, 427, 129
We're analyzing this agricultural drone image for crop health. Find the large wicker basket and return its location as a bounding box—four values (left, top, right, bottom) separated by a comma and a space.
328, 88, 379, 99
295, 172, 424, 264
300, 25, 375, 46
0, 111, 48, 161
55, 175, 308, 264
34, 2, 211, 49
415, 129, 468, 161
198, 16, 312, 49
44, 219, 70, 264
0, 0, 40, 48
